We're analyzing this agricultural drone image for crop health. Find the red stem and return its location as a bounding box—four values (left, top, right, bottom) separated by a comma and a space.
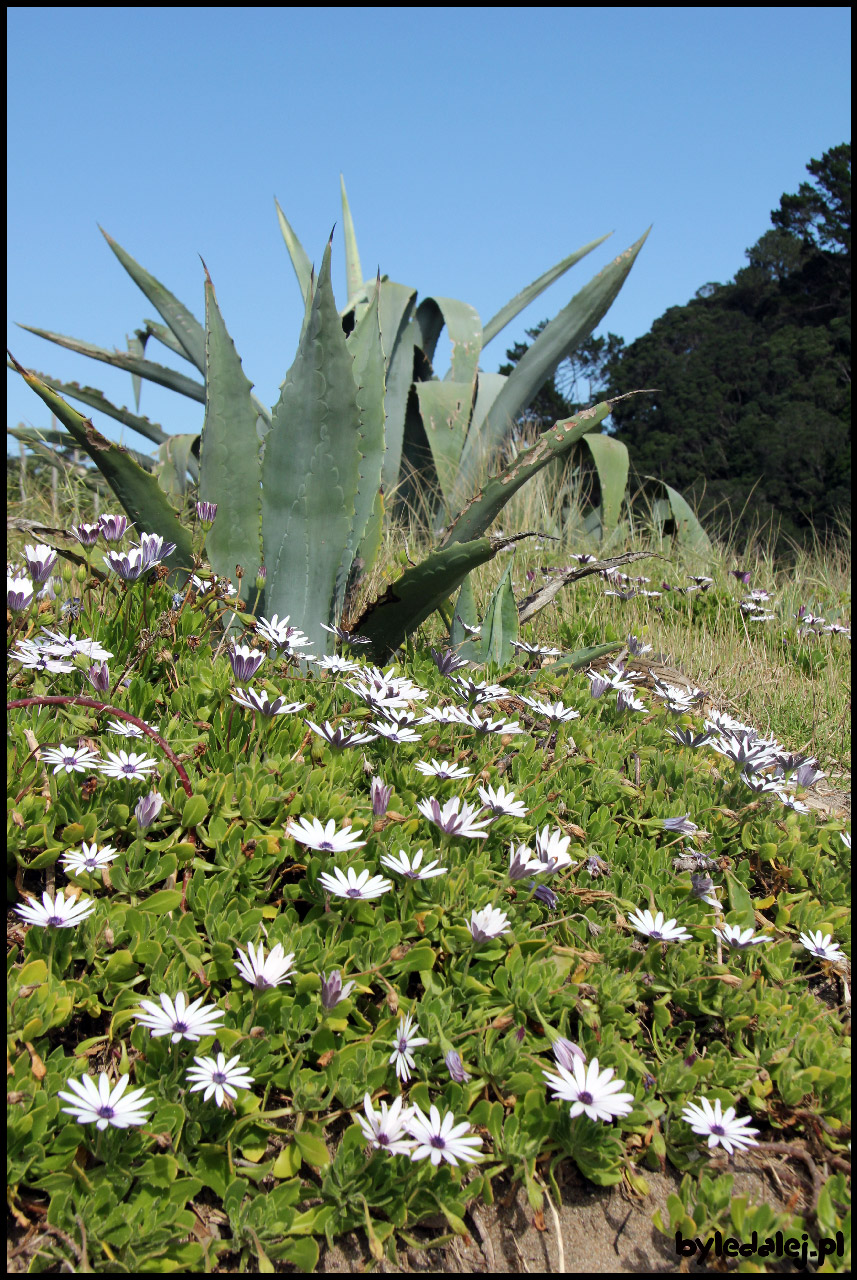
6, 695, 194, 797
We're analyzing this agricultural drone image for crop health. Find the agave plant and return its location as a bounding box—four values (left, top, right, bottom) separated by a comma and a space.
13, 177, 648, 537
11, 232, 651, 662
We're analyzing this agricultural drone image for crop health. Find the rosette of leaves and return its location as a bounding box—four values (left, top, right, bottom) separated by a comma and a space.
12, 176, 648, 532
12, 227, 662, 660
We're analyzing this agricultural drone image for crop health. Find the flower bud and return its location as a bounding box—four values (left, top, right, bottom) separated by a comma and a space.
255, 565, 267, 591
444, 1050, 471, 1083
87, 662, 110, 693
61, 559, 74, 584
552, 1037, 586, 1070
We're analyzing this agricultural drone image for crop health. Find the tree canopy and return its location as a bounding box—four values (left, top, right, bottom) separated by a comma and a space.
499, 144, 851, 551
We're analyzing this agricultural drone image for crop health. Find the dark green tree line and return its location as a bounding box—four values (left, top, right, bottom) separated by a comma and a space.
499, 144, 851, 550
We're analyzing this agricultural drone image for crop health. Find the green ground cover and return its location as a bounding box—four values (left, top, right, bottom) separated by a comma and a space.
6, 469, 851, 1272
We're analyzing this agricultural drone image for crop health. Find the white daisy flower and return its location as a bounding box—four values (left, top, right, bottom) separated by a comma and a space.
15, 889, 96, 929
681, 1097, 759, 1154
468, 905, 512, 942
98, 750, 159, 781
518, 695, 580, 723
370, 718, 423, 744
355, 1092, 415, 1155
533, 825, 574, 872
40, 744, 102, 775
543, 1056, 635, 1122
414, 758, 473, 781
9, 640, 74, 673
380, 848, 447, 880
62, 842, 118, 875
418, 705, 468, 725
389, 1012, 429, 1081
406, 1103, 483, 1166
417, 796, 492, 839
136, 991, 225, 1043
40, 629, 113, 662
229, 687, 306, 716
305, 719, 377, 749
628, 907, 690, 943
289, 816, 366, 853
477, 784, 528, 818
186, 1052, 255, 1107
57, 1072, 153, 1130
713, 924, 771, 949
313, 654, 364, 673
234, 942, 296, 989
798, 930, 846, 964
318, 866, 392, 900
105, 718, 152, 739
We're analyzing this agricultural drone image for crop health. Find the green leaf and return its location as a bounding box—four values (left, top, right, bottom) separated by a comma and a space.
540, 641, 623, 673
154, 433, 199, 499
9, 371, 171, 447
336, 277, 386, 613
181, 795, 209, 829
450, 573, 479, 648
414, 380, 474, 510
340, 175, 364, 304
262, 238, 363, 654
353, 533, 528, 663
199, 265, 263, 609
9, 359, 194, 578
137, 889, 183, 914
275, 198, 313, 303
645, 476, 711, 554
581, 431, 629, 535
481, 233, 612, 346
293, 1131, 330, 1169
18, 325, 206, 402
100, 228, 207, 372
441, 401, 613, 549
379, 287, 418, 494
455, 229, 650, 503
473, 559, 517, 665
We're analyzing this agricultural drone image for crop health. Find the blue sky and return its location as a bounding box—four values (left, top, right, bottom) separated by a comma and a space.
7, 7, 851, 454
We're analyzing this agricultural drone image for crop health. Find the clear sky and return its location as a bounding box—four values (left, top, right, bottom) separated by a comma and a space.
7, 7, 851, 454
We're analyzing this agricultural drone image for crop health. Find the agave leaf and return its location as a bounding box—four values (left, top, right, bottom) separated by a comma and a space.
18, 325, 206, 402
350, 489, 384, 604
275, 198, 313, 303
100, 229, 207, 372
335, 278, 385, 617
539, 641, 623, 674
199, 265, 264, 608
126, 331, 146, 411
340, 175, 364, 305
5, 367, 170, 447
8, 424, 156, 474
154, 433, 200, 499
475, 559, 517, 665
262, 238, 363, 655
353, 533, 535, 662
645, 477, 711, 554
9, 356, 193, 577
378, 283, 418, 494
440, 401, 614, 549
455, 229, 650, 503
450, 573, 479, 648
414, 380, 475, 510
469, 371, 507, 437
430, 297, 482, 387
142, 317, 196, 362
516, 549, 657, 623
581, 431, 629, 534
481, 234, 612, 347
